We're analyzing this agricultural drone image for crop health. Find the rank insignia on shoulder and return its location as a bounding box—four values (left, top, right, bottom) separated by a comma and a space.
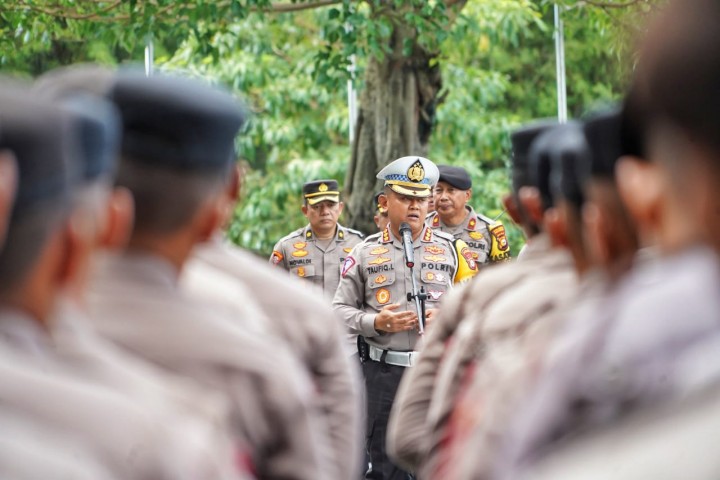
306, 230, 313, 239
469, 231, 484, 241
422, 228, 433, 242
292, 250, 308, 258
370, 246, 389, 256
341, 256, 356, 277
468, 218, 477, 230
382, 228, 391, 243
338, 230, 345, 239
432, 215, 440, 227
271, 251, 283, 265
293, 242, 307, 249
376, 288, 391, 305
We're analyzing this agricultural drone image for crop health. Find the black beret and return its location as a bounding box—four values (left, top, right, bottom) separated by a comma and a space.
549, 123, 590, 208
583, 109, 624, 178
373, 190, 384, 207
510, 119, 558, 191
303, 179, 340, 205
59, 94, 121, 181
528, 127, 559, 210
437, 165, 472, 190
0, 82, 79, 216
110, 69, 247, 171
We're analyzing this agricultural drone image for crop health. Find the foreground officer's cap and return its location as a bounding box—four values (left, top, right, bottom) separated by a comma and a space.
583, 108, 624, 179
303, 179, 340, 205
437, 165, 472, 190
110, 69, 247, 171
549, 123, 590, 208
34, 66, 121, 182
377, 155, 439, 198
510, 119, 558, 191
0, 81, 78, 216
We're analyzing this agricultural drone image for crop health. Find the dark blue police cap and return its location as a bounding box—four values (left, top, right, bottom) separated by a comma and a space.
510, 119, 558, 192
549, 123, 590, 208
583, 108, 624, 178
109, 69, 248, 171
34, 66, 121, 182
0, 82, 79, 216
437, 165, 472, 190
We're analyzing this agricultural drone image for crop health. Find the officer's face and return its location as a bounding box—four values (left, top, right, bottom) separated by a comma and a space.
434, 181, 471, 220
302, 200, 343, 234
382, 190, 429, 235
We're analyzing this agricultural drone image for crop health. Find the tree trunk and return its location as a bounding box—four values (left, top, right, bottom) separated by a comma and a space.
344, 26, 444, 234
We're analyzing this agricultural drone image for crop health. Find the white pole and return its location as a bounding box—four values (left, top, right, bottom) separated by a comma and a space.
554, 4, 567, 123
347, 54, 358, 143
144, 37, 154, 77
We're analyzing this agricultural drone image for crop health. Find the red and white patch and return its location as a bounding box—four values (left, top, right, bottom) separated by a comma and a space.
271, 251, 283, 265
341, 256, 356, 277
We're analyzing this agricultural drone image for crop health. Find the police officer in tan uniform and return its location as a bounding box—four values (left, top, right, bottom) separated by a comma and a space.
426, 165, 510, 264
271, 179, 364, 297
333, 155, 477, 480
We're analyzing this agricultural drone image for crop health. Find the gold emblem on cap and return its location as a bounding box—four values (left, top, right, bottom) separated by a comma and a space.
407, 160, 425, 183
318, 183, 328, 192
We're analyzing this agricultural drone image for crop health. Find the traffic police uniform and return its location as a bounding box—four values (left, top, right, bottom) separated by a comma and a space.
333, 156, 477, 480
270, 179, 364, 297
426, 166, 511, 264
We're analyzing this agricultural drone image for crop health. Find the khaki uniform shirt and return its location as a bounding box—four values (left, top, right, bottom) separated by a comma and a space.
87, 252, 329, 480
183, 237, 364, 480
386, 234, 560, 472
270, 223, 364, 297
333, 226, 460, 352
426, 206, 511, 264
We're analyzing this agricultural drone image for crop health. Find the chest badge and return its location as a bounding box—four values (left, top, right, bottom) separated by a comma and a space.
374, 275, 387, 284
469, 231, 484, 241
292, 250, 308, 258
370, 246, 389, 255
343, 247, 353, 254
376, 288, 391, 305
297, 267, 306, 277
425, 245, 445, 255
424, 255, 447, 262
293, 241, 307, 249
368, 256, 391, 266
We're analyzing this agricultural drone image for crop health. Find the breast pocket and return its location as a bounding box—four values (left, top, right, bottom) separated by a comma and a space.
291, 264, 315, 279
366, 268, 396, 309
420, 262, 452, 307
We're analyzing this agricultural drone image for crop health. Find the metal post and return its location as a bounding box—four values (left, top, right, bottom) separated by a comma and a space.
144, 36, 154, 77
554, 4, 567, 123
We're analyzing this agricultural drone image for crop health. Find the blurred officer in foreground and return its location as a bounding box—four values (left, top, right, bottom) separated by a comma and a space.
0, 80, 241, 480
427, 165, 510, 265
182, 165, 364, 479
69, 69, 329, 480
373, 190, 390, 232
495, 6, 720, 470
387, 121, 582, 479
333, 155, 477, 480
271, 179, 364, 296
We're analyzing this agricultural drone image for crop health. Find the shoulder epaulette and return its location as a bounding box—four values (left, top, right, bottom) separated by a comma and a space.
341, 225, 366, 239
476, 212, 501, 226
276, 226, 305, 245
432, 229, 456, 243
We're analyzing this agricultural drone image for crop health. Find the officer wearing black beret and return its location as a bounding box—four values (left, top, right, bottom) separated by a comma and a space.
270, 178, 364, 298
373, 190, 390, 232
426, 164, 511, 265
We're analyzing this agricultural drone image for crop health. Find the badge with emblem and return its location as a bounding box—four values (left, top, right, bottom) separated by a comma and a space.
424, 245, 445, 255
469, 231, 484, 241
318, 183, 328, 192
425, 272, 446, 283
407, 160, 425, 182
461, 246, 478, 271
271, 251, 283, 265
428, 290, 444, 301
424, 255, 447, 262
341, 256, 356, 277
491, 224, 509, 251
376, 288, 391, 305
293, 242, 307, 249
292, 250, 308, 258
374, 274, 387, 284
343, 247, 353, 253
425, 272, 435, 281
368, 257, 391, 265
297, 267, 306, 277
370, 246, 389, 255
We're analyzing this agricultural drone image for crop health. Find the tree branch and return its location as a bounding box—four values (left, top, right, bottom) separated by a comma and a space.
581, 0, 644, 8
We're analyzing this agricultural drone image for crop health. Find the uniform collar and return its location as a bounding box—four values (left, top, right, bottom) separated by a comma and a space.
303, 224, 345, 242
